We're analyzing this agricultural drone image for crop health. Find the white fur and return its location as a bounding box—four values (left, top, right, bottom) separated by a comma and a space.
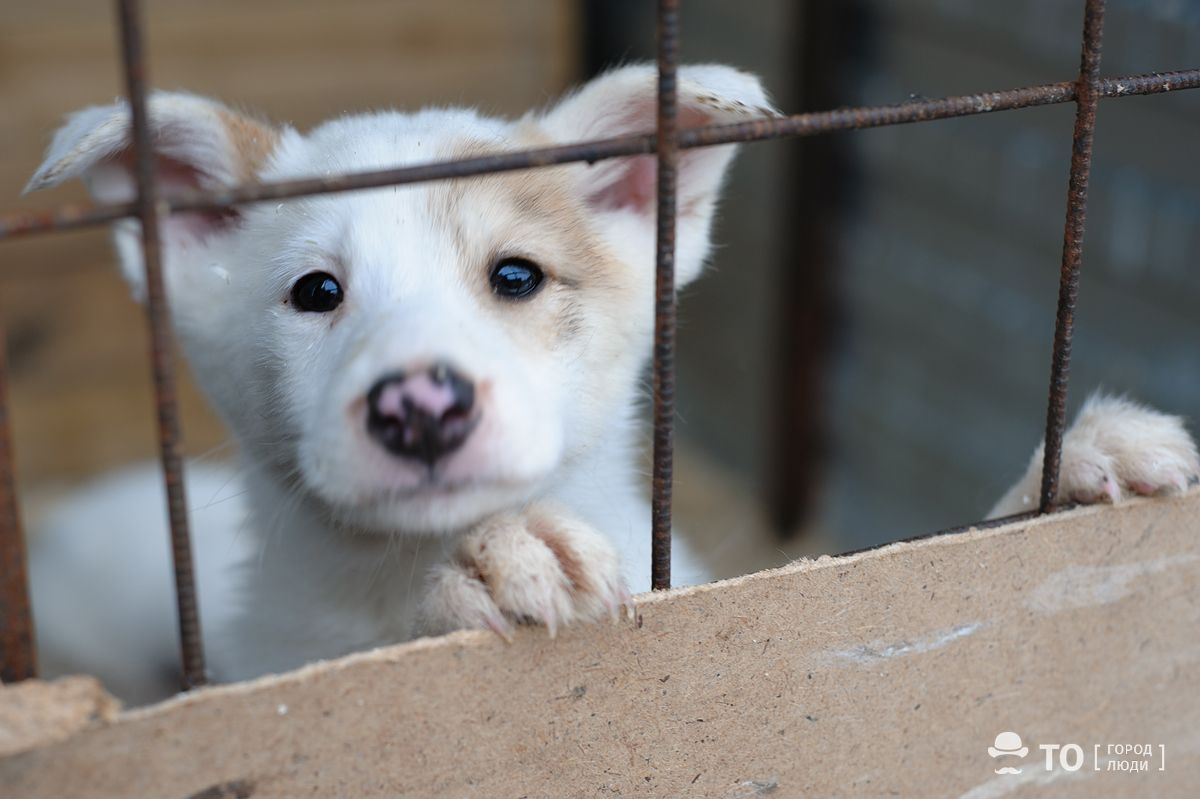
29, 463, 252, 705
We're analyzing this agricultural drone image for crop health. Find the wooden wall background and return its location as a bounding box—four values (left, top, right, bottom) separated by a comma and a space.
0, 0, 580, 502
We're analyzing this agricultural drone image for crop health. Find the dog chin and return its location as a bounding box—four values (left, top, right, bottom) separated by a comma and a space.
323, 477, 543, 536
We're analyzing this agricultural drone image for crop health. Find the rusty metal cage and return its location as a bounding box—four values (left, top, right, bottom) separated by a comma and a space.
1, 0, 1197, 691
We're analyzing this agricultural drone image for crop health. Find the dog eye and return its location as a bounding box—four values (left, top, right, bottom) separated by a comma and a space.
291, 272, 344, 312
489, 258, 544, 300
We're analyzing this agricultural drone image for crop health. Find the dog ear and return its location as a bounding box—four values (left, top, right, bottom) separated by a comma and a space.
25, 91, 282, 300
536, 64, 777, 287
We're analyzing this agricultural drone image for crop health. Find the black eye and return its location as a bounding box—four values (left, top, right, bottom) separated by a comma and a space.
291, 272, 344, 312
489, 258, 544, 300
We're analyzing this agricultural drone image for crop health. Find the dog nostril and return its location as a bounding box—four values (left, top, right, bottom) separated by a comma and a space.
365, 364, 478, 464
428, 360, 474, 414
431, 361, 449, 386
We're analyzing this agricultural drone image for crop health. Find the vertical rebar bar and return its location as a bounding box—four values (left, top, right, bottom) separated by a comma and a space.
651, 0, 680, 591
0, 325, 35, 683
115, 0, 206, 689
1040, 0, 1106, 513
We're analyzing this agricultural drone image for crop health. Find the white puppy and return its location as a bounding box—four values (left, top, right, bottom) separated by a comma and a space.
26, 65, 1199, 703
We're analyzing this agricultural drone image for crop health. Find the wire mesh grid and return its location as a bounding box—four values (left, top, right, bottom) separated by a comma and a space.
1, 0, 1196, 690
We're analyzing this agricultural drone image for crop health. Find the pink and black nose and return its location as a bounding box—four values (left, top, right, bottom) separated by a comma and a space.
366, 363, 477, 465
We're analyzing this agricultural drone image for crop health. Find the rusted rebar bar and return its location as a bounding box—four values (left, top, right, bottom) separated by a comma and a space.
1040, 0, 1107, 513
116, 0, 206, 689
0, 325, 35, 683
650, 0, 680, 591
4, 69, 1199, 242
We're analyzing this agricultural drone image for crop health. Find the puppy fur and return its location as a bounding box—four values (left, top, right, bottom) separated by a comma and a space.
26, 66, 1199, 702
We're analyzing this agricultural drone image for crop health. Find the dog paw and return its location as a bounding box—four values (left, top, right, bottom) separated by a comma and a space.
1053, 394, 1199, 505
989, 394, 1199, 518
420, 506, 630, 639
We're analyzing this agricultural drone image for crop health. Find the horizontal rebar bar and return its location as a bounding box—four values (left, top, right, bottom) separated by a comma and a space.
2, 69, 1198, 241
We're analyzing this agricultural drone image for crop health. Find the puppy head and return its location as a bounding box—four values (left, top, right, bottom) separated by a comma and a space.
27, 65, 774, 534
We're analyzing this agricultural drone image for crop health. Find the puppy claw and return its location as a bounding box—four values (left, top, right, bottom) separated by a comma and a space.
485, 613, 514, 643
1102, 475, 1121, 504
1129, 480, 1157, 497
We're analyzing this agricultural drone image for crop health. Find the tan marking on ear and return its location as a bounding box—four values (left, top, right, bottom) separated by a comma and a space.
216, 108, 281, 182
679, 193, 706, 221
684, 88, 782, 121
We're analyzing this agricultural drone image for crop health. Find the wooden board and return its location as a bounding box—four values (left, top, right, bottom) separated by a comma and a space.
3, 492, 1198, 797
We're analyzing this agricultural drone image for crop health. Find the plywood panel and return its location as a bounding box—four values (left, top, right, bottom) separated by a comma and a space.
3, 493, 1198, 797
